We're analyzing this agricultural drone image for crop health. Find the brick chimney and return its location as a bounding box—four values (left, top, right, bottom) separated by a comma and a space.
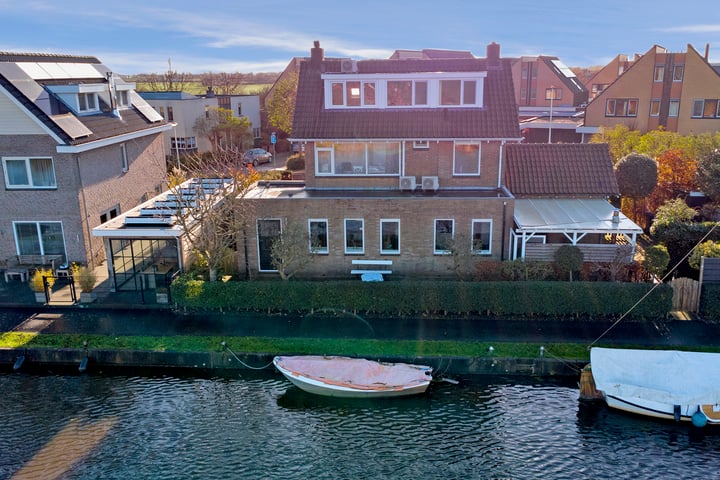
486, 42, 500, 67
310, 40, 324, 66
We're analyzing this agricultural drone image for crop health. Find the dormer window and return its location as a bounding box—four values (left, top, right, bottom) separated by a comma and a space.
115, 90, 129, 108
323, 72, 485, 110
78, 92, 98, 112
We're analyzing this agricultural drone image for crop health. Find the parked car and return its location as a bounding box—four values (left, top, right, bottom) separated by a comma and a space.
243, 148, 272, 166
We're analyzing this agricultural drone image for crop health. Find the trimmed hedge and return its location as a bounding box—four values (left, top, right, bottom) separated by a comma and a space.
700, 284, 720, 321
172, 276, 672, 319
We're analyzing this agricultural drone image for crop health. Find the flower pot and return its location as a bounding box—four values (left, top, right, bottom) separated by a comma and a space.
80, 291, 97, 303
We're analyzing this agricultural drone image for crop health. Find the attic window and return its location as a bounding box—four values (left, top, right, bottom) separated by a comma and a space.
78, 92, 98, 113
115, 90, 129, 108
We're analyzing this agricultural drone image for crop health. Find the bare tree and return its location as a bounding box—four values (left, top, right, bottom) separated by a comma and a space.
169, 148, 260, 281
445, 232, 475, 280
270, 220, 316, 280
144, 59, 190, 92
194, 107, 252, 152
201, 72, 247, 95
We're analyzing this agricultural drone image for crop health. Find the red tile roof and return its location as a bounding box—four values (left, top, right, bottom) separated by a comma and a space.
504, 143, 619, 197
292, 57, 520, 140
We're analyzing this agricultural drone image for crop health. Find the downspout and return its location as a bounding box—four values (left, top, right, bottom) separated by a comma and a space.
501, 201, 507, 261
497, 140, 505, 188
75, 155, 95, 268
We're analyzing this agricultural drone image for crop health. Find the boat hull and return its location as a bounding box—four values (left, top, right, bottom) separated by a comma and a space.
589, 347, 720, 427
273, 356, 432, 398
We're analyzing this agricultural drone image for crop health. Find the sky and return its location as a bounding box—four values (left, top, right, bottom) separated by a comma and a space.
1, 0, 719, 75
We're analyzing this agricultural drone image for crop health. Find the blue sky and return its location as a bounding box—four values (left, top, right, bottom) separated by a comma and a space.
1, 0, 718, 75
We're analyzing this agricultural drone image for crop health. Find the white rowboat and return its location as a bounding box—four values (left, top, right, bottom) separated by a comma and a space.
273, 355, 433, 398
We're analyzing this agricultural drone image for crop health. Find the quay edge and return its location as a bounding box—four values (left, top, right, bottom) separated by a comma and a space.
0, 347, 586, 377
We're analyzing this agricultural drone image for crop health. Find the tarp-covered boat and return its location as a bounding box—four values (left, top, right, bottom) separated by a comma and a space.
590, 347, 720, 427
273, 355, 433, 398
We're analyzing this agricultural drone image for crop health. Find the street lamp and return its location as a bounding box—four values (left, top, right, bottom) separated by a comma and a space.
545, 87, 556, 143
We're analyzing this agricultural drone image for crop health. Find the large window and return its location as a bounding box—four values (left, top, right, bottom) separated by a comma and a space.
669, 100, 680, 117
380, 219, 400, 254
344, 219, 364, 254
387, 80, 429, 106
13, 221, 66, 259
673, 65, 684, 82
692, 99, 720, 118
440, 80, 477, 105
653, 65, 664, 82
309, 219, 329, 254
472, 220, 492, 254
331, 80, 377, 107
257, 219, 281, 271
2, 157, 56, 189
605, 98, 638, 117
434, 219, 454, 254
316, 142, 400, 176
453, 142, 481, 175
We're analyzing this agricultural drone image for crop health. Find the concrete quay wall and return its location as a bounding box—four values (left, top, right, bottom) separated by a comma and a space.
0, 348, 586, 377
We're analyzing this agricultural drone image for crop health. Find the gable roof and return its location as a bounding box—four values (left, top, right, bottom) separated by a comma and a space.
0, 52, 168, 147
504, 143, 619, 197
292, 48, 520, 140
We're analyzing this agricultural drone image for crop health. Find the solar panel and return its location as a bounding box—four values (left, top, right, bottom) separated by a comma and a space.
129, 91, 163, 122
16, 62, 102, 80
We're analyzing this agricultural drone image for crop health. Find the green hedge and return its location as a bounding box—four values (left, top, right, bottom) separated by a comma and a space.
172, 276, 672, 319
700, 284, 720, 321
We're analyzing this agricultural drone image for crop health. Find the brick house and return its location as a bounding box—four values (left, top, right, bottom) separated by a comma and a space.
241, 41, 522, 279
582, 44, 720, 136
0, 52, 171, 274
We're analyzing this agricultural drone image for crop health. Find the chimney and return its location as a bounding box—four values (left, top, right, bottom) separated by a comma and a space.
705, 43, 710, 60
486, 42, 500, 68
310, 40, 324, 66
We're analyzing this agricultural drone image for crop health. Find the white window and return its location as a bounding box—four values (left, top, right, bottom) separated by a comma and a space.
331, 80, 376, 107
440, 80, 477, 105
344, 219, 364, 254
120, 144, 128, 172
673, 65, 684, 82
653, 65, 664, 82
316, 142, 400, 176
691, 99, 720, 118
78, 92, 98, 112
2, 157, 56, 189
605, 98, 638, 117
453, 142, 481, 175
115, 90, 129, 108
13, 221, 66, 260
308, 219, 329, 254
668, 100, 680, 117
434, 219, 454, 254
649, 100, 661, 117
380, 219, 400, 254
471, 220, 492, 254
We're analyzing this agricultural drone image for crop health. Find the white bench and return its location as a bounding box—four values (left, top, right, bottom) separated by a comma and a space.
351, 259, 392, 282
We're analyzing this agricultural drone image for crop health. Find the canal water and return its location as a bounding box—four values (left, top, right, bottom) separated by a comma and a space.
1, 372, 718, 479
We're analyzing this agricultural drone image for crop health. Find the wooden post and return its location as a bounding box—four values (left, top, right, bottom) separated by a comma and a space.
579, 366, 602, 400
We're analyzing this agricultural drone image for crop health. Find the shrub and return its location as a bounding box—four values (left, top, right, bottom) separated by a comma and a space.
71, 263, 97, 292
555, 245, 584, 281
29, 267, 55, 292
285, 154, 305, 171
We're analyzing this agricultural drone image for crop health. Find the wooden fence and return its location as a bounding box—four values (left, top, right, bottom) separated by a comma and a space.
671, 277, 701, 313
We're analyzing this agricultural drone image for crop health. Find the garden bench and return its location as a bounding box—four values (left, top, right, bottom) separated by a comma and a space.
351, 259, 392, 282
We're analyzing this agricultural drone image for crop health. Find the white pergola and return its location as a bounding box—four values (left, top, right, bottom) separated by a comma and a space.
510, 198, 644, 261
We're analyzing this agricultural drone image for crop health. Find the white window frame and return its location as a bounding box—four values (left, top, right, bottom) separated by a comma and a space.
413, 140, 430, 150
471, 219, 493, 255
315, 141, 401, 177
453, 142, 481, 176
120, 144, 129, 173
77, 92, 98, 113
322, 72, 486, 110
653, 65, 664, 82
13, 221, 66, 259
668, 100, 680, 117
434, 219, 454, 255
380, 219, 401, 255
2, 156, 57, 189
691, 99, 720, 119
649, 99, 661, 117
673, 65, 684, 82
344, 218, 364, 255
115, 90, 129, 108
308, 219, 329, 254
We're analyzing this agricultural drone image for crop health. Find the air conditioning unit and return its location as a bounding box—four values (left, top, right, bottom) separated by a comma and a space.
399, 176, 416, 191
421, 176, 439, 192
340, 59, 358, 73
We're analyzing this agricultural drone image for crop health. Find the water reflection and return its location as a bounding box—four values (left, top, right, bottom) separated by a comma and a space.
1, 373, 719, 480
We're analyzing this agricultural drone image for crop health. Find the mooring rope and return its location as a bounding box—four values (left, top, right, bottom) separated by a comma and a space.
588, 221, 719, 349
221, 341, 274, 370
